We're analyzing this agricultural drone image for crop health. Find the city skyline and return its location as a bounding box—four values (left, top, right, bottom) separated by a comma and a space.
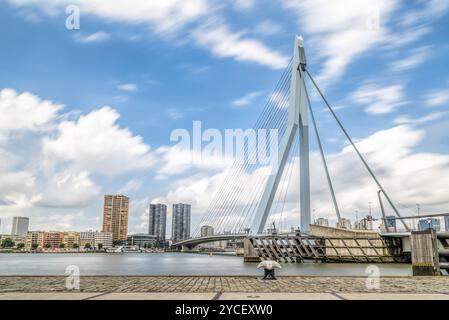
0, 197, 200, 242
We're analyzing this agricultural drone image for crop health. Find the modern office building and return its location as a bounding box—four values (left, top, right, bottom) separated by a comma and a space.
172, 203, 191, 243
11, 216, 29, 236
381, 215, 397, 232
445, 216, 449, 232
418, 218, 441, 231
200, 225, 214, 237
315, 218, 329, 227
128, 233, 157, 248
148, 203, 167, 242
102, 195, 130, 243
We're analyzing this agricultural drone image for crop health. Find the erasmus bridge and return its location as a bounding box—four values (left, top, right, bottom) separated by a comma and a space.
172, 37, 449, 273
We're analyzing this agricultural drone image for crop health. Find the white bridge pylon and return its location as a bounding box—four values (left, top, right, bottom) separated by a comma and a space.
250, 36, 311, 234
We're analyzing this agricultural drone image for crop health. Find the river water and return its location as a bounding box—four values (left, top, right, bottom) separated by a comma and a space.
0, 253, 412, 276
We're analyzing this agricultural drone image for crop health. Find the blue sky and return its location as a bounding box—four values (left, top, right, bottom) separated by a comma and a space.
0, 0, 449, 235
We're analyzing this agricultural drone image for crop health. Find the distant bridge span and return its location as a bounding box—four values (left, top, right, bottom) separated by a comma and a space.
173, 234, 247, 248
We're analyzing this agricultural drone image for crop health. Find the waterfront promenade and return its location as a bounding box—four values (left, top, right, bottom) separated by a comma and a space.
1, 276, 449, 300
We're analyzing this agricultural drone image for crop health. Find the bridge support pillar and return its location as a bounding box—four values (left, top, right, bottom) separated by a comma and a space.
243, 238, 260, 262
181, 245, 199, 252
411, 229, 440, 276
250, 36, 311, 235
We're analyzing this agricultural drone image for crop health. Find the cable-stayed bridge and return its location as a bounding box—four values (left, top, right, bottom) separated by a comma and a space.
175, 35, 408, 246
173, 37, 449, 273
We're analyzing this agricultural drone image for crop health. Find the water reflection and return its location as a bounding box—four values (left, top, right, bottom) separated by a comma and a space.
0, 253, 412, 276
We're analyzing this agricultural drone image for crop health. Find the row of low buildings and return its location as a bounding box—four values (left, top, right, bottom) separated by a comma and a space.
315, 215, 449, 232
0, 230, 114, 250
1, 229, 167, 251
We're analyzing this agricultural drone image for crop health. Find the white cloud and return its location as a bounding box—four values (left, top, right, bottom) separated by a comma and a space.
383, 26, 432, 50
254, 20, 284, 36
35, 170, 100, 208
0, 88, 161, 230
282, 0, 399, 84
393, 111, 449, 125
231, 91, 263, 107
0, 88, 63, 134
8, 0, 287, 69
118, 178, 143, 194
117, 83, 138, 92
42, 106, 154, 176
192, 21, 289, 70
154, 145, 231, 179
233, 0, 255, 11
0, 171, 35, 206
74, 31, 110, 43
401, 0, 449, 26
425, 89, 449, 107
166, 108, 184, 120
31, 211, 88, 231
8, 0, 210, 33
351, 83, 407, 114
389, 46, 431, 71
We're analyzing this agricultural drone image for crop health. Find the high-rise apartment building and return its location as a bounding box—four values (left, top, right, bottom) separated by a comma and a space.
102, 195, 129, 243
11, 216, 29, 236
148, 204, 167, 242
200, 225, 214, 237
172, 203, 191, 243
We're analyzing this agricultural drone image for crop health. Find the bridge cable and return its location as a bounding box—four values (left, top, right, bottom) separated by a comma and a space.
209, 79, 291, 234
308, 96, 342, 224
208, 69, 291, 233
305, 69, 410, 231
193, 61, 291, 235
283, 134, 300, 232
275, 133, 299, 233
193, 60, 292, 236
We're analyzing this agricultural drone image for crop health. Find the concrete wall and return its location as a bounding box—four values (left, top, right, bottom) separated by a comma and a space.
310, 224, 380, 239
310, 224, 397, 261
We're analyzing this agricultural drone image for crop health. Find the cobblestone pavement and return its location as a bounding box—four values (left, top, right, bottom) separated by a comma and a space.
1, 276, 449, 294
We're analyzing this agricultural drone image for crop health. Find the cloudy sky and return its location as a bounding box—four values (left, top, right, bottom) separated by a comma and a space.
0, 0, 448, 235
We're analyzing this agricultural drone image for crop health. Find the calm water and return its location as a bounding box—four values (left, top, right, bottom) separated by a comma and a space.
0, 253, 412, 276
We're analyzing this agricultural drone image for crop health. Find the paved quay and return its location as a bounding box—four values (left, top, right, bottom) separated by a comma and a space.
1, 276, 449, 300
